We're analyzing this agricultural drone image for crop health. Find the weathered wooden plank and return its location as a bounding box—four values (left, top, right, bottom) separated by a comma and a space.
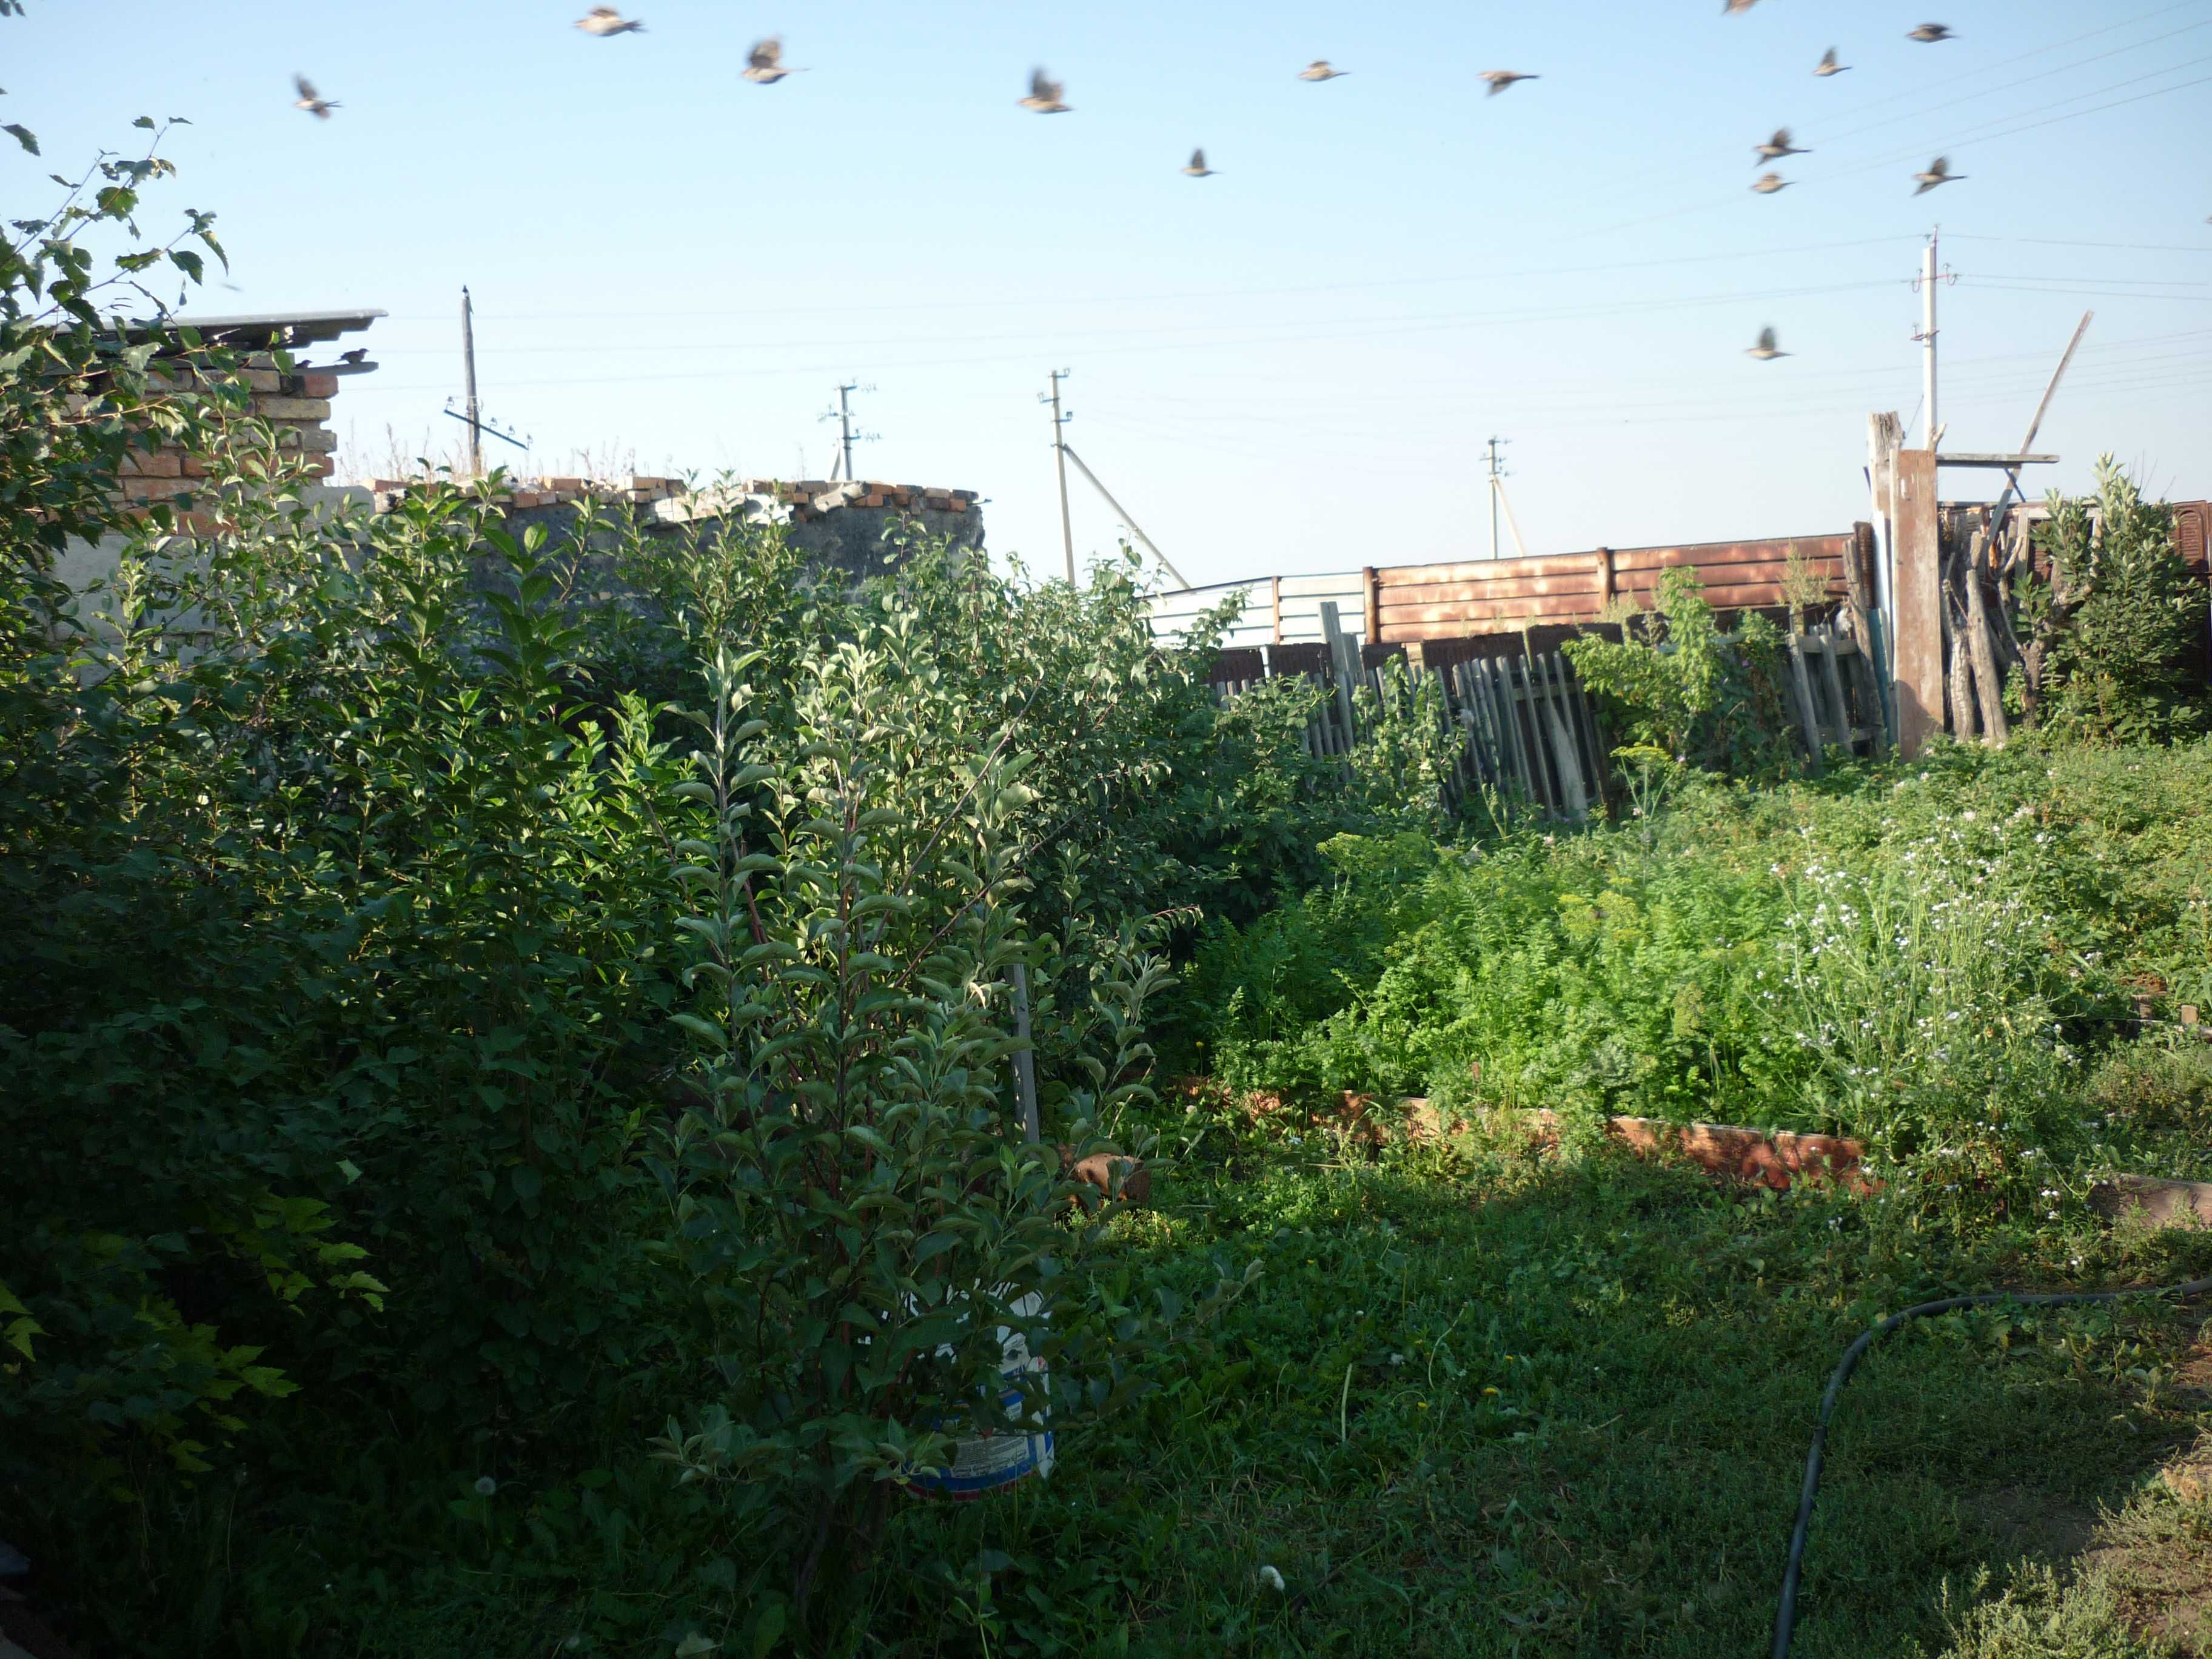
1816, 632, 1852, 751
1787, 637, 1825, 773
1535, 654, 1589, 818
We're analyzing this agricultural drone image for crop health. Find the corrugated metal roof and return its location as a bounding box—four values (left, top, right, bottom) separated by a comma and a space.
156, 309, 386, 346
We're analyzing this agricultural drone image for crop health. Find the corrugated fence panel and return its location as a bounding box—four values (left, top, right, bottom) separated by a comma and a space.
1153, 528, 1891, 648
1276, 572, 1370, 644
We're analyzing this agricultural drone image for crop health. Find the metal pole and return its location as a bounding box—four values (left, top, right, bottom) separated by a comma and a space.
1049, 369, 1076, 584
1920, 234, 1938, 452
1058, 441, 1189, 589
460, 286, 481, 477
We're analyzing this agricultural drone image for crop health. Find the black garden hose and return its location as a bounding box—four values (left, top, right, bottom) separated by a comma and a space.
1771, 1273, 2212, 1659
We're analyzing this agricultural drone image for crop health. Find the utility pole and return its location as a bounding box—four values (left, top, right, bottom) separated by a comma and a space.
1912, 230, 1955, 452
819, 381, 877, 481
1043, 369, 1075, 583
460, 286, 481, 477
1484, 436, 1510, 560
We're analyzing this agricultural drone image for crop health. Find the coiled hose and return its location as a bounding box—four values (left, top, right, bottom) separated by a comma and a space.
1772, 1273, 2212, 1659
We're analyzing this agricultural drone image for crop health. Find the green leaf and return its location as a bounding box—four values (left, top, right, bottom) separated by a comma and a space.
3, 123, 36, 155
511, 1165, 543, 1202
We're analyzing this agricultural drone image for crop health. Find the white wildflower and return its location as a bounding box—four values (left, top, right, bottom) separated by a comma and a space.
1258, 1564, 1286, 1592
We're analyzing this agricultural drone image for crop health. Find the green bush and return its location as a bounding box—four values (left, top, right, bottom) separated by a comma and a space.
2035, 457, 2205, 745
1563, 566, 1796, 780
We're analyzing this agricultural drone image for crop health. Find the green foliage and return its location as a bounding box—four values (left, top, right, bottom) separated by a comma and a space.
2036, 457, 2205, 745
644, 642, 1225, 1636
1182, 740, 2212, 1219
1564, 566, 1797, 780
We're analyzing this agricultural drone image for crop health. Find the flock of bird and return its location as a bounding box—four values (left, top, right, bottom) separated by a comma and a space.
283, 10, 2097, 370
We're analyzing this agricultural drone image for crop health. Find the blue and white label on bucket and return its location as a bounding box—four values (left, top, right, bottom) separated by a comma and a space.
903, 1293, 1054, 1500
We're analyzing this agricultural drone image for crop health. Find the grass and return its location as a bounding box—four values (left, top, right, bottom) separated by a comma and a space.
856, 1125, 2212, 1657
32, 1119, 2207, 1658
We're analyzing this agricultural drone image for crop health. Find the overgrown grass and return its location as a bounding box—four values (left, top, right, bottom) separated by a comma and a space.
19, 1119, 2212, 1658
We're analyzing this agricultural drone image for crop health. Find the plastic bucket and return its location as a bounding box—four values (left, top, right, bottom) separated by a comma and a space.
903, 1292, 1054, 1500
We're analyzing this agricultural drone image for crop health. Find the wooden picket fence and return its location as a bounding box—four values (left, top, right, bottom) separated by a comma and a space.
1208, 603, 1891, 820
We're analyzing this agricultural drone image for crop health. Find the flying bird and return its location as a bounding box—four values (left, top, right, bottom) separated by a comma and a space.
1480, 70, 1538, 96
1723, 0, 1758, 13
1815, 47, 1850, 76
1747, 327, 1790, 361
1751, 172, 1791, 195
743, 38, 797, 82
1299, 61, 1347, 81
575, 7, 644, 35
1913, 155, 1964, 193
292, 75, 338, 119
1019, 68, 1070, 113
1755, 127, 1808, 162
1907, 23, 1954, 42
1182, 148, 1215, 177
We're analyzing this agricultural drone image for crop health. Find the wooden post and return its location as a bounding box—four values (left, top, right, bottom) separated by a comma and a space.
1963, 528, 2009, 747
1270, 574, 1283, 645
1362, 566, 1381, 646
1892, 447, 1943, 757
1595, 546, 1615, 612
1320, 601, 1358, 746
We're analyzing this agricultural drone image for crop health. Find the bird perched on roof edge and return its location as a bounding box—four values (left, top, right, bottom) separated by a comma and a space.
1751, 172, 1791, 195
1755, 128, 1808, 162
1299, 61, 1347, 81
1182, 149, 1215, 177
1748, 327, 1789, 361
743, 38, 799, 83
576, 7, 644, 35
1815, 47, 1849, 76
1019, 68, 1070, 113
1907, 23, 1954, 42
292, 75, 338, 118
1480, 70, 1538, 96
1913, 156, 1964, 193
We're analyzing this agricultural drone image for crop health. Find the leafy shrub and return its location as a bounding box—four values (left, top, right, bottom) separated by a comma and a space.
1564, 566, 1796, 780
2034, 456, 2205, 745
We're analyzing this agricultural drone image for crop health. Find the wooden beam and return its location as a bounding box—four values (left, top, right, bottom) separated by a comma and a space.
1932, 452, 2059, 468
1892, 447, 1943, 757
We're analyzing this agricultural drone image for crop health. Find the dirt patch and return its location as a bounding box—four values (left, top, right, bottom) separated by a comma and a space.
2055, 1431, 2212, 1656
1969, 1484, 2101, 1565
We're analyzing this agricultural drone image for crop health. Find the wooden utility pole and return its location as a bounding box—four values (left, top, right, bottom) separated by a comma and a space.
1917, 235, 1939, 451
1045, 369, 1075, 584
460, 286, 481, 477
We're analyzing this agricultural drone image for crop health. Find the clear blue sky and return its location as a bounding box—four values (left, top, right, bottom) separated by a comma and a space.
9, 0, 2211, 586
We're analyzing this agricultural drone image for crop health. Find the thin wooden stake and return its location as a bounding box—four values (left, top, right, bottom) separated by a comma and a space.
1011, 963, 1040, 1145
